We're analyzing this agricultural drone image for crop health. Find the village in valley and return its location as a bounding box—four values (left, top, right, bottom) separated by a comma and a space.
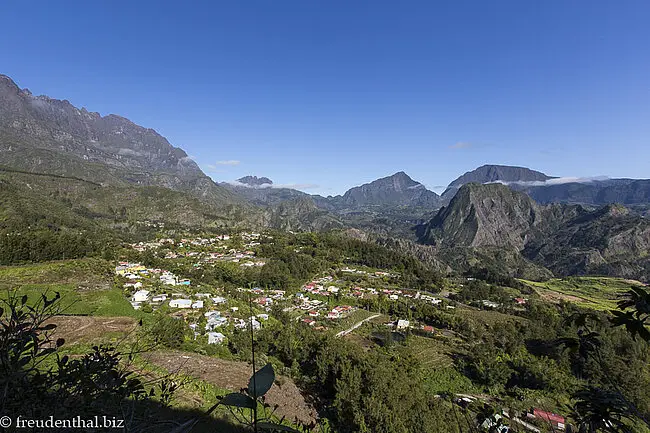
104, 228, 576, 431
115, 230, 530, 348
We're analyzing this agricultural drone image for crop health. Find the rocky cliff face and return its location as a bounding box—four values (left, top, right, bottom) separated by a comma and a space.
0, 74, 242, 207
236, 176, 273, 186
0, 75, 203, 177
419, 183, 542, 249
261, 197, 344, 231
418, 183, 650, 280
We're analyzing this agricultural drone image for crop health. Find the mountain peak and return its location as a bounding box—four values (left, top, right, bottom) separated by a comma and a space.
339, 172, 439, 208
442, 164, 552, 198
237, 175, 273, 187
419, 182, 541, 248
0, 73, 204, 178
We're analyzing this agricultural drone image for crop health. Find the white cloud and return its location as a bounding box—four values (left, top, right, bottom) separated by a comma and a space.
214, 160, 240, 166
487, 176, 610, 187
226, 180, 319, 191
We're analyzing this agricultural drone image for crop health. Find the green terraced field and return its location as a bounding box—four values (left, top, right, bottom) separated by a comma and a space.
519, 276, 644, 311
0, 259, 137, 317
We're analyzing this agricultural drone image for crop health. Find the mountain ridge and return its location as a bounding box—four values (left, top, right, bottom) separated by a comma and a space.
417, 183, 650, 280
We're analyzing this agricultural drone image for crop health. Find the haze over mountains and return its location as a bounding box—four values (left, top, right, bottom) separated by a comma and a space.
1, 73, 649, 280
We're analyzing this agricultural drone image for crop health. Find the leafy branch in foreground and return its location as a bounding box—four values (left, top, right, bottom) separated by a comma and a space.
0, 291, 182, 432
557, 286, 650, 432
610, 286, 650, 342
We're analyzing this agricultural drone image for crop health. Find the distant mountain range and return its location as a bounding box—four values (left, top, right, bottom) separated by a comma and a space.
1, 73, 649, 281
230, 164, 650, 215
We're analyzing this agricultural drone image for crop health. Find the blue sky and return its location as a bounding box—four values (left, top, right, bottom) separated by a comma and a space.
1, 1, 649, 195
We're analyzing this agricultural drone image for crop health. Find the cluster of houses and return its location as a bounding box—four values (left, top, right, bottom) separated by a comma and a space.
340, 267, 398, 279
116, 262, 193, 310
326, 305, 354, 319
130, 235, 266, 268
301, 273, 443, 306
479, 297, 528, 310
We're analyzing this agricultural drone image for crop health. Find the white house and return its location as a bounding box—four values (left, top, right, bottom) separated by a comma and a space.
207, 332, 226, 345
192, 300, 204, 309
396, 319, 410, 330
256, 314, 269, 321
151, 294, 167, 302
212, 296, 227, 304
132, 290, 151, 303
205, 316, 228, 331
482, 300, 500, 309
247, 318, 261, 330
169, 299, 192, 309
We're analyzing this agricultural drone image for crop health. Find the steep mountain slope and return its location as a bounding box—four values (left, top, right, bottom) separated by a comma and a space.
442, 164, 553, 200
442, 163, 650, 208
0, 169, 251, 231
418, 183, 650, 280
0, 74, 242, 207
419, 183, 543, 249
332, 171, 440, 209
261, 197, 345, 232
220, 176, 311, 206
523, 204, 650, 278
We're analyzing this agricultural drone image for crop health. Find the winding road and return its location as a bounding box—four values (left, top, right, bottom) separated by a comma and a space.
336, 314, 381, 337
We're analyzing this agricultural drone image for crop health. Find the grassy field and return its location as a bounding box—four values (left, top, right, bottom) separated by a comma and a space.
409, 335, 455, 368
0, 259, 137, 317
519, 276, 644, 311
333, 309, 383, 332
456, 305, 528, 326
0, 258, 113, 286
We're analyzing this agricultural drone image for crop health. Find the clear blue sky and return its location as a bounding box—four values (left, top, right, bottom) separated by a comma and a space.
1, 1, 648, 195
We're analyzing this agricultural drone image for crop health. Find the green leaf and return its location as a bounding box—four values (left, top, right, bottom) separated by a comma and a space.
220, 392, 256, 409
257, 422, 300, 432
248, 363, 275, 398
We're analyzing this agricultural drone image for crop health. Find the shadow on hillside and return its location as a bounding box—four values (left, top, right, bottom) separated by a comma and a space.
137, 402, 251, 433
0, 401, 251, 433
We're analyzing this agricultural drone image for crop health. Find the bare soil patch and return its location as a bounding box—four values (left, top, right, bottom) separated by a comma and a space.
537, 289, 583, 304
142, 350, 317, 426
47, 315, 138, 344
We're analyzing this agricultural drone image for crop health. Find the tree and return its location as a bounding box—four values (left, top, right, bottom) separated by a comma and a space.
148, 312, 188, 349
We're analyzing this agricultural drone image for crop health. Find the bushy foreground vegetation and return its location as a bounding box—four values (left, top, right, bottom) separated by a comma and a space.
1, 228, 649, 432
